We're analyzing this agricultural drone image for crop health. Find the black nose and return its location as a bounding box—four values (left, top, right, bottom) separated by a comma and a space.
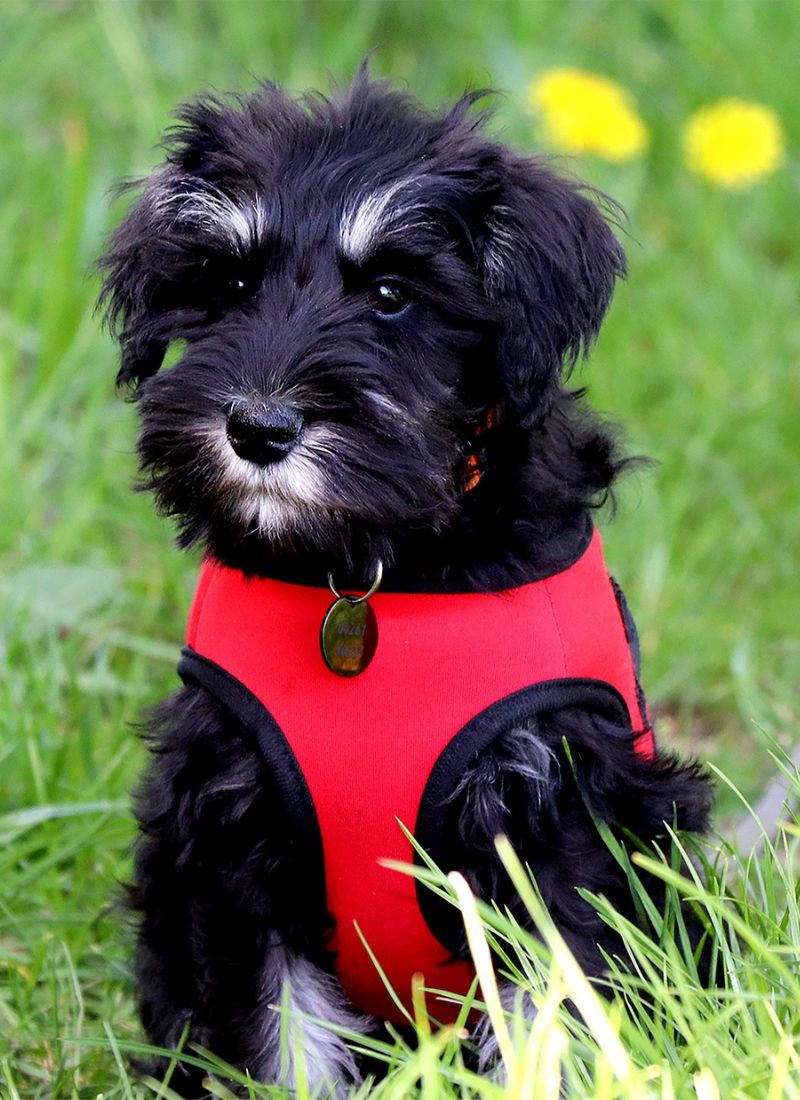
226, 402, 304, 466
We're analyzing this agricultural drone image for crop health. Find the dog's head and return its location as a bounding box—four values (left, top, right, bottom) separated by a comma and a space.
100, 71, 625, 579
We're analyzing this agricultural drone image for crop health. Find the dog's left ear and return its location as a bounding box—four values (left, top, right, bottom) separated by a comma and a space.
481, 156, 626, 425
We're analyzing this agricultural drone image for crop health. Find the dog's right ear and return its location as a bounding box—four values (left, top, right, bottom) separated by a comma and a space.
98, 183, 171, 390
99, 93, 243, 390
480, 154, 626, 426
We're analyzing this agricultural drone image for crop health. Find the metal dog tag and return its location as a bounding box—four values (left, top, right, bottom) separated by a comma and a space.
321, 597, 378, 676
320, 561, 383, 677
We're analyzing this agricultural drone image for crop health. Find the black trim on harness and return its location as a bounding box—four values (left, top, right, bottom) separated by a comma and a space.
177, 647, 329, 927
414, 678, 633, 955
609, 577, 650, 729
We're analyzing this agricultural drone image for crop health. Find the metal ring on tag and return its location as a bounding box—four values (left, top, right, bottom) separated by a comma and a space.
327, 559, 384, 604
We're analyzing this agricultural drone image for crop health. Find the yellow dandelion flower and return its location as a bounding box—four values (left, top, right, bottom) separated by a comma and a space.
528, 67, 648, 162
684, 98, 785, 189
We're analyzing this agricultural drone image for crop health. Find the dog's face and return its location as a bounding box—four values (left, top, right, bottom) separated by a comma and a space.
100, 73, 624, 572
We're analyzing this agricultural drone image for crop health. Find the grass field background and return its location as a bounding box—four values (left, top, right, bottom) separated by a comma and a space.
1, 1, 799, 1095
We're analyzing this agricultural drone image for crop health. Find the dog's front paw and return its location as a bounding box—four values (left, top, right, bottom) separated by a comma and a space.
471, 980, 539, 1083
248, 949, 370, 1098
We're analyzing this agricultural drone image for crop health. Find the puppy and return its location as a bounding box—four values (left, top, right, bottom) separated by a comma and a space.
100, 70, 713, 1096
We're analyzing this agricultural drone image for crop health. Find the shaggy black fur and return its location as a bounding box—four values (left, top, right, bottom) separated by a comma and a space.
100, 68, 713, 1097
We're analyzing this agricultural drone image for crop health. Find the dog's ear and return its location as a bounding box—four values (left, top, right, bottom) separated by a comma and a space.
481, 157, 626, 425
98, 186, 172, 390
98, 94, 242, 390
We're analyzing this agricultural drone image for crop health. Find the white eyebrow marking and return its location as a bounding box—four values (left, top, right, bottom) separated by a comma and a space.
339, 177, 421, 261
153, 177, 269, 249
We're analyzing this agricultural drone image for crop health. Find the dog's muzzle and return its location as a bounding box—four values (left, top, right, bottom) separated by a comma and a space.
226, 401, 304, 466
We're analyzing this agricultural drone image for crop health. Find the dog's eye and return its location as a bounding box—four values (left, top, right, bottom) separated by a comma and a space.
226, 275, 252, 298
370, 280, 411, 316
199, 256, 260, 307
220, 268, 260, 305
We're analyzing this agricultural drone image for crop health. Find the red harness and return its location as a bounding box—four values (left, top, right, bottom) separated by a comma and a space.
179, 527, 654, 1023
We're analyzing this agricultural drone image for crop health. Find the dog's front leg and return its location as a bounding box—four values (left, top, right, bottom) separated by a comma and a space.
131, 684, 369, 1096
450, 710, 713, 1074
446, 721, 557, 1075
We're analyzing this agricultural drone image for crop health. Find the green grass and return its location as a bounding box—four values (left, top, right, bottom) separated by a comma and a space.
1, 0, 799, 1095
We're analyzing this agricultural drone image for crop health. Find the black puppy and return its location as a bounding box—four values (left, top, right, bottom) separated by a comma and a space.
100, 70, 712, 1096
